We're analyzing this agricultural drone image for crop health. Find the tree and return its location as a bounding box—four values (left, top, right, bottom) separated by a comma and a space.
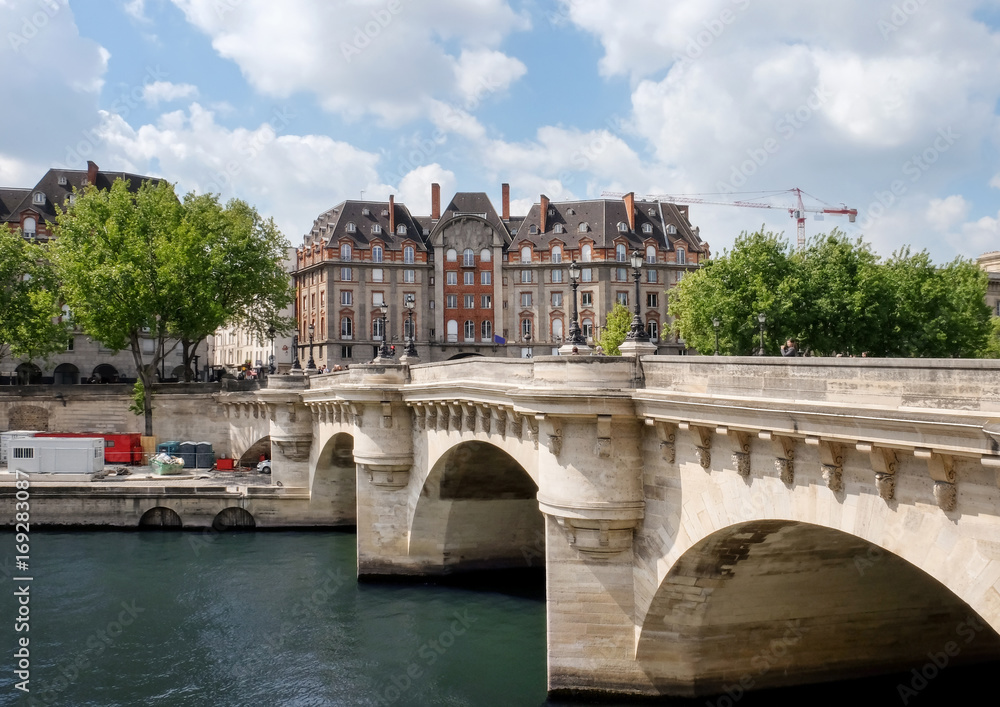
597, 303, 633, 355
0, 227, 70, 373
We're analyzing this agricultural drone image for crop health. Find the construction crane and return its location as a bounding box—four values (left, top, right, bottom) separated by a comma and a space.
601, 188, 858, 250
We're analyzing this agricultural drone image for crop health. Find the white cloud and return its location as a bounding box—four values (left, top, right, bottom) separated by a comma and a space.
453, 48, 526, 107
925, 195, 969, 233
123, 0, 148, 22
397, 164, 456, 215
141, 81, 199, 106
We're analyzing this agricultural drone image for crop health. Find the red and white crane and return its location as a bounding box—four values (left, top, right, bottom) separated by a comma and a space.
602, 188, 858, 250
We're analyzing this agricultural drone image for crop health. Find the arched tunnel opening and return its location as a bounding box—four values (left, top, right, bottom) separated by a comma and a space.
637, 520, 1000, 701
311, 432, 358, 526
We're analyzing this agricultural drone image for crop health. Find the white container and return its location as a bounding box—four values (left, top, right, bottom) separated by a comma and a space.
1, 431, 40, 465
8, 437, 105, 474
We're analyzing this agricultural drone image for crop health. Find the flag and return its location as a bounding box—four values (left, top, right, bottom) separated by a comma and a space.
493, 334, 506, 345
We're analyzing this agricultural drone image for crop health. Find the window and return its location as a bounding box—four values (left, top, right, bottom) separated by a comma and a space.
463, 248, 475, 267
464, 320, 476, 341
362, 208, 370, 216
582, 318, 593, 338
447, 320, 458, 342
551, 245, 562, 263
464, 271, 474, 285
647, 293, 658, 308
341, 317, 353, 339
579, 223, 589, 233
446, 272, 458, 285
404, 269, 415, 283
617, 222, 628, 233
341, 243, 352, 260
616, 267, 627, 282
341, 345, 352, 358
520, 246, 532, 263
647, 269, 658, 284
677, 248, 686, 264
529, 224, 538, 235
581, 244, 592, 262
551, 292, 563, 307
397, 224, 407, 235
372, 245, 383, 263
404, 316, 415, 340
480, 248, 491, 262
481, 320, 493, 341
553, 223, 564, 234
372, 317, 384, 341
13, 447, 34, 460
32, 192, 45, 205
481, 294, 492, 309
372, 292, 385, 306
551, 318, 563, 341
481, 271, 492, 285
446, 294, 458, 308
520, 270, 531, 284
521, 318, 532, 339
616, 244, 627, 261
642, 223, 652, 234
430, 300, 435, 309
464, 294, 475, 309
446, 248, 457, 261
346, 222, 356, 233
372, 269, 384, 282
617, 292, 629, 306
372, 224, 382, 235
552, 269, 563, 283
581, 268, 592, 282
581, 292, 593, 307
647, 322, 659, 340
646, 245, 656, 263
22, 217, 35, 237
340, 267, 352, 281
676, 271, 685, 283
520, 292, 532, 308
341, 291, 353, 305
403, 246, 414, 263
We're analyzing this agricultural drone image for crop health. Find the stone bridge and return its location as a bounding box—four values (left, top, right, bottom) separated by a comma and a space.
221, 356, 1000, 698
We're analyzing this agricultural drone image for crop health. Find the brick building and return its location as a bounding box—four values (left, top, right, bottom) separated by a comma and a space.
294, 185, 708, 367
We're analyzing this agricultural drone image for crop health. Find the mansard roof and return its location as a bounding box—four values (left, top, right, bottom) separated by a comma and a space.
304, 198, 426, 252
435, 192, 511, 243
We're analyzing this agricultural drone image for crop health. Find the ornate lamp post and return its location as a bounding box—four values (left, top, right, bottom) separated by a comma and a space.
625, 250, 649, 342
566, 260, 587, 346
757, 312, 767, 356
307, 322, 316, 369
291, 333, 301, 372
403, 294, 418, 357
267, 325, 276, 374
712, 318, 720, 356
378, 302, 393, 359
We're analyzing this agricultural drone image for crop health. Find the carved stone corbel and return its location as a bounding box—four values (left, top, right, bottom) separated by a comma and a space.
858, 443, 897, 501
478, 406, 491, 435
806, 437, 843, 492
724, 428, 751, 477
511, 413, 523, 439
449, 403, 463, 432
680, 422, 713, 470
916, 448, 957, 512
545, 416, 562, 458
349, 403, 362, 426
527, 416, 540, 450
361, 463, 411, 489
552, 516, 638, 555
463, 404, 477, 432
595, 415, 612, 459
761, 431, 795, 484
333, 404, 342, 423
495, 407, 507, 439
653, 420, 677, 464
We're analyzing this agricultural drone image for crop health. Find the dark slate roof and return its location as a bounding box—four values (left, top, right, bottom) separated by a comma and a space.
0, 188, 30, 222
305, 199, 427, 252
429, 192, 512, 246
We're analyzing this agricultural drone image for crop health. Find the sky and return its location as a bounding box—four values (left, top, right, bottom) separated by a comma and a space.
2, 0, 999, 263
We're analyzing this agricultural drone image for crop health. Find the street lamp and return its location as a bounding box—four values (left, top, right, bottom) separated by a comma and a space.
307, 322, 316, 369
567, 260, 586, 346
625, 250, 649, 342
291, 333, 301, 372
712, 318, 720, 356
378, 302, 393, 359
403, 295, 417, 357
267, 326, 276, 374
757, 312, 767, 356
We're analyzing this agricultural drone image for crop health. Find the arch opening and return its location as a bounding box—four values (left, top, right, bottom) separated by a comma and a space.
637, 520, 1000, 697
212, 507, 256, 531
15, 363, 42, 385
447, 352, 485, 360
138, 506, 183, 529
90, 364, 118, 383
409, 441, 544, 575
312, 432, 357, 525
237, 437, 271, 469
53, 363, 79, 385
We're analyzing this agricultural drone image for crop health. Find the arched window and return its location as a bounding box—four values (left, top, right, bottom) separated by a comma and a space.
372, 224, 382, 234
397, 224, 407, 235
464, 320, 475, 341
340, 243, 352, 260
372, 317, 384, 341
463, 248, 475, 267
480, 248, 491, 262
551, 245, 562, 263
521, 318, 532, 340
647, 322, 659, 340
403, 246, 414, 264
404, 316, 415, 340
677, 248, 686, 264
520, 246, 532, 263
346, 222, 356, 233
446, 248, 457, 262
617, 222, 628, 233
340, 317, 353, 339
582, 318, 593, 339
551, 318, 563, 341
642, 223, 652, 234
22, 217, 36, 237
553, 224, 564, 234
581, 244, 592, 262
579, 222, 589, 232
646, 245, 656, 263
372, 245, 383, 263
481, 320, 492, 341
616, 244, 627, 262
529, 224, 538, 234
446, 320, 458, 342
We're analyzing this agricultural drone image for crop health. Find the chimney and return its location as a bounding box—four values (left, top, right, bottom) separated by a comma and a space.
431, 183, 441, 220
623, 192, 635, 231
86, 160, 99, 186
539, 194, 549, 234
388, 194, 395, 236
502, 183, 510, 221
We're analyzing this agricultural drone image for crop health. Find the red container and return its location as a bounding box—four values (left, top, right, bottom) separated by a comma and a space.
216, 458, 234, 471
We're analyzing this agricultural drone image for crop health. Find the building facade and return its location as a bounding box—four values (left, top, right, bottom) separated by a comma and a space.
294, 186, 708, 367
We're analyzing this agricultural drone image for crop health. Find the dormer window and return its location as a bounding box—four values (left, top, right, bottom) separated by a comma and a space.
578, 222, 589, 232
340, 243, 352, 260
58, 176, 67, 186
642, 223, 653, 234
372, 224, 381, 234
32, 192, 45, 205
677, 248, 686, 265
382, 209, 389, 216
396, 224, 406, 235
567, 208, 575, 215
22, 216, 36, 237
361, 208, 370, 216
529, 224, 538, 235
372, 245, 383, 263
616, 243, 627, 262
617, 222, 628, 233
548, 208, 555, 216
553, 224, 564, 234
667, 224, 677, 235
520, 246, 532, 263
551, 245, 563, 263
346, 222, 356, 233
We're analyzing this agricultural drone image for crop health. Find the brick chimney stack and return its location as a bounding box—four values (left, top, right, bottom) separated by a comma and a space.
502, 183, 510, 221
388, 194, 395, 236
86, 160, 99, 186
431, 183, 441, 220
539, 194, 549, 234
623, 192, 635, 231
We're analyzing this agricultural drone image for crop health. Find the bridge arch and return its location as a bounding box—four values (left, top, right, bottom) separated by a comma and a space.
138, 506, 182, 529
310, 431, 357, 523
636, 520, 1000, 696
212, 507, 256, 530
409, 440, 544, 573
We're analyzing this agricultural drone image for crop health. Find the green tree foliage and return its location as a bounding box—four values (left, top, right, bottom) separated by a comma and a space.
668, 229, 992, 358
0, 227, 70, 370
597, 303, 634, 356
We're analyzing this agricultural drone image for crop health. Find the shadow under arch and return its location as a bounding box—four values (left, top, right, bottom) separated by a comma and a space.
636, 519, 1000, 698
138, 506, 182, 529
212, 507, 256, 531
409, 440, 544, 574
237, 436, 271, 468
311, 431, 357, 525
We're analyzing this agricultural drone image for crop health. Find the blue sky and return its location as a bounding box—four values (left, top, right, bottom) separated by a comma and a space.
2, 0, 999, 263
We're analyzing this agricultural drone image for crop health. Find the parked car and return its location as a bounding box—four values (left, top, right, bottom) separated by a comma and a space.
257, 459, 271, 474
